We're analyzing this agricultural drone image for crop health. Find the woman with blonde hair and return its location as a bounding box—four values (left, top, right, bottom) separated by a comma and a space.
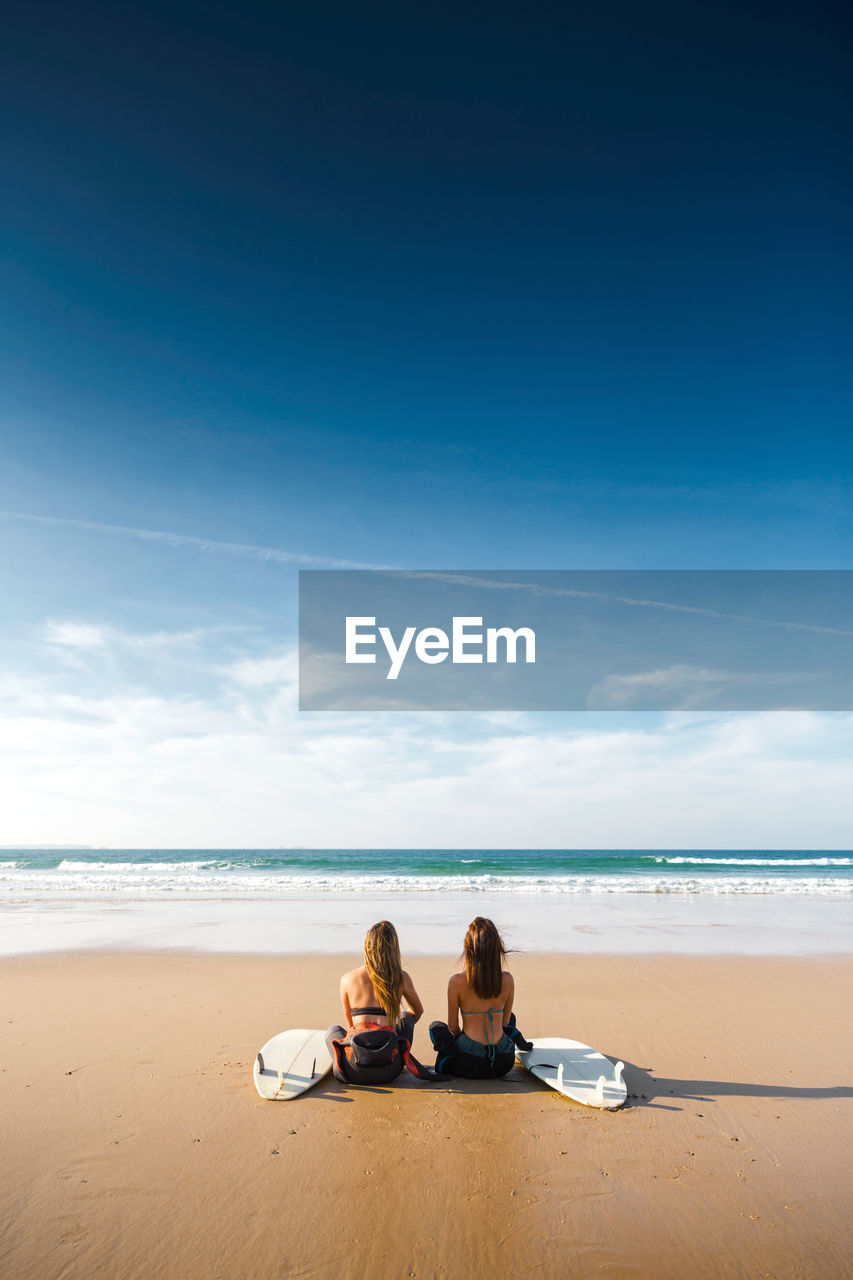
429, 916, 533, 1078
326, 920, 446, 1084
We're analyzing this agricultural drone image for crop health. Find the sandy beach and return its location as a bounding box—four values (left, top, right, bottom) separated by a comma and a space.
1, 950, 851, 1279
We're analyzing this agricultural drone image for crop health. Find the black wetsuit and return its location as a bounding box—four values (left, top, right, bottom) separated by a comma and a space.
429, 1011, 532, 1079
325, 1009, 425, 1084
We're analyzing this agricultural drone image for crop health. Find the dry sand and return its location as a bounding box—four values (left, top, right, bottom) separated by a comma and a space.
1, 951, 851, 1279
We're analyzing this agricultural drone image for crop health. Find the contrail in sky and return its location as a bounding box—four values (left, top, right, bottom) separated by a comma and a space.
4, 512, 848, 639
390, 570, 853, 638
0, 510, 391, 570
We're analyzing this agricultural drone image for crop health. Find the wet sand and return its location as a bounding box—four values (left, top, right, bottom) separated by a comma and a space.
1, 952, 851, 1279
4, 890, 851, 956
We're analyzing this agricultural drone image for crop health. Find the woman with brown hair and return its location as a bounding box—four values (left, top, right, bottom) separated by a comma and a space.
429, 916, 533, 1078
325, 920, 445, 1084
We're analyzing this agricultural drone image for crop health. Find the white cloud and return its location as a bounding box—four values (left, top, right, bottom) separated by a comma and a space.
40, 620, 259, 674
1, 625, 852, 847
227, 652, 299, 687
43, 621, 108, 650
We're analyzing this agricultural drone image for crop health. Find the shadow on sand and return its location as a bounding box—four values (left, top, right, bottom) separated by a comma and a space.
310, 1060, 853, 1110
614, 1059, 853, 1111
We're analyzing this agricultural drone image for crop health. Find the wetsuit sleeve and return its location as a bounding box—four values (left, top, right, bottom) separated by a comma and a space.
502, 1012, 533, 1052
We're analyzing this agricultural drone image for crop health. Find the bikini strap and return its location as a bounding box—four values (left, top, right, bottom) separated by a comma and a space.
458, 1005, 502, 1065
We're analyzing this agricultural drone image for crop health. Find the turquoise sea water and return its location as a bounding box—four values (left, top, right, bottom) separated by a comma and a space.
1, 848, 851, 897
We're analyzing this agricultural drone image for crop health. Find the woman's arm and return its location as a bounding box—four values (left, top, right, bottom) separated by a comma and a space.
501, 972, 515, 1027
340, 975, 354, 1028
401, 971, 424, 1022
447, 975, 461, 1036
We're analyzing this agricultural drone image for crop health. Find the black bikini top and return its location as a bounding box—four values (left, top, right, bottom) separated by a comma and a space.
350, 1005, 387, 1017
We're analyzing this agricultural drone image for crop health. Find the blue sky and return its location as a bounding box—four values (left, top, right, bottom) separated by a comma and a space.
1, 1, 851, 844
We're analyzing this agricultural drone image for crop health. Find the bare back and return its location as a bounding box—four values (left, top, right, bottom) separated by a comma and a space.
340, 965, 423, 1029
447, 970, 514, 1044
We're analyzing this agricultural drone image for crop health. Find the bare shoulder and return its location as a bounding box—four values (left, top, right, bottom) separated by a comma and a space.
340, 965, 364, 986
448, 971, 466, 993
502, 970, 515, 991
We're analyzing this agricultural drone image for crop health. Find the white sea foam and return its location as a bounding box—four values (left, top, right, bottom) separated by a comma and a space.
652, 856, 852, 866
0, 865, 850, 897
56, 860, 227, 872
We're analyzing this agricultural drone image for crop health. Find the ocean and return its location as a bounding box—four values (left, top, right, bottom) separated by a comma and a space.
2, 847, 851, 898
3, 849, 850, 956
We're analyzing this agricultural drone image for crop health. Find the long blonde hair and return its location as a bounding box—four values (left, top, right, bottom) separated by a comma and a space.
364, 920, 403, 1024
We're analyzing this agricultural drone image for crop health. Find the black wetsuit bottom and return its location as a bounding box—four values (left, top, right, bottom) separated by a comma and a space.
325, 1012, 415, 1085
429, 1012, 527, 1079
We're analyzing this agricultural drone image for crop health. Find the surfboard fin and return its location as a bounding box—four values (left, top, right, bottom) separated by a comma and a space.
557, 1063, 564, 1090
613, 1061, 624, 1086
257, 1052, 265, 1072
595, 1074, 606, 1103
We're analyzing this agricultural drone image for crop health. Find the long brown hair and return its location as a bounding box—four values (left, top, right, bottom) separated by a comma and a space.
363, 920, 404, 1024
463, 917, 507, 1000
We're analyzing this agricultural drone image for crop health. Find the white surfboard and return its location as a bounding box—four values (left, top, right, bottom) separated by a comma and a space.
517, 1037, 627, 1110
253, 1028, 332, 1100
